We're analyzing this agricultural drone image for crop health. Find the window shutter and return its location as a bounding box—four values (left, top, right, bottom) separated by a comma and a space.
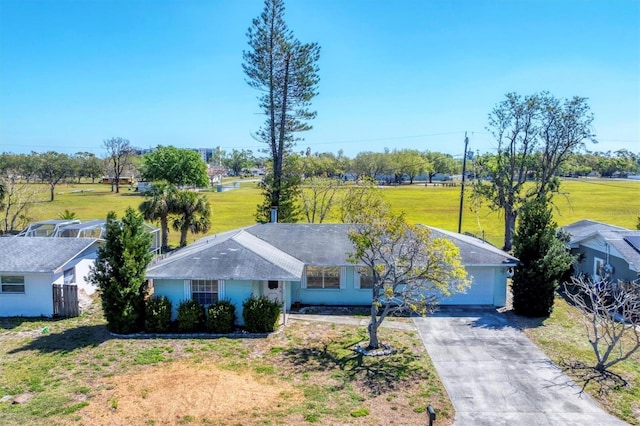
340, 267, 347, 289
301, 267, 307, 289
219, 280, 225, 299
184, 279, 191, 300
354, 267, 361, 289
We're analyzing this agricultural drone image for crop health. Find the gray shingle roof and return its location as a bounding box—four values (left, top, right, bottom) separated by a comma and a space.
561, 220, 627, 245
425, 227, 519, 266
146, 229, 305, 280
0, 237, 100, 273
146, 223, 517, 281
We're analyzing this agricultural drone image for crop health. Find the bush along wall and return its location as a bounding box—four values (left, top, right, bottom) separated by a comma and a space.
176, 299, 206, 332
243, 295, 281, 333
144, 296, 172, 333
207, 300, 236, 333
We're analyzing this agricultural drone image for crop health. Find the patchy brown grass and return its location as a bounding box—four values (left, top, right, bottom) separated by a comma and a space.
0, 300, 453, 425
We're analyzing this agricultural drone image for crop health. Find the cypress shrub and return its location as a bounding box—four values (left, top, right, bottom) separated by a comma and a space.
207, 300, 236, 333
242, 295, 281, 333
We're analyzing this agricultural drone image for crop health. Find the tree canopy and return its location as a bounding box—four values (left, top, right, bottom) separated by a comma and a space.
141, 145, 209, 188
348, 207, 469, 349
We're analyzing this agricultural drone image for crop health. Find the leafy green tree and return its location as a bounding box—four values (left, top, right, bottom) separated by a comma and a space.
349, 209, 469, 349
58, 209, 77, 220
338, 178, 389, 224
223, 149, 255, 176
89, 208, 153, 334
473, 92, 595, 250
351, 151, 390, 181
141, 145, 209, 187
139, 182, 178, 251
243, 0, 320, 222
424, 151, 458, 183
390, 149, 425, 184
171, 190, 212, 247
36, 151, 73, 201
103, 137, 133, 193
511, 196, 574, 317
73, 152, 104, 183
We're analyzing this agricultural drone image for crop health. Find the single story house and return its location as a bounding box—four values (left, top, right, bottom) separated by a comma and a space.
561, 220, 640, 283
146, 224, 518, 324
0, 237, 102, 317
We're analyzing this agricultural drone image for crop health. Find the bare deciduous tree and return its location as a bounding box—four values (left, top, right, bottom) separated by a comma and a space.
103, 137, 132, 193
300, 177, 340, 223
564, 277, 640, 372
0, 175, 42, 234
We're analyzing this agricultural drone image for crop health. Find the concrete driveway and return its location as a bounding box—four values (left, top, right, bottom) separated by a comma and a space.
413, 307, 628, 426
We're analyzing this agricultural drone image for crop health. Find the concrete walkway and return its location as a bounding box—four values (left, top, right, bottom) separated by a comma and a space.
413, 307, 628, 426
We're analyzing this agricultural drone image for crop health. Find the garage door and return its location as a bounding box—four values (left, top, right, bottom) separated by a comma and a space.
441, 268, 495, 305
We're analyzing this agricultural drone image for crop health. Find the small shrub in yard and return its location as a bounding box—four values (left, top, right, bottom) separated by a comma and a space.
207, 300, 236, 333
176, 299, 206, 332
242, 295, 281, 333
144, 296, 172, 333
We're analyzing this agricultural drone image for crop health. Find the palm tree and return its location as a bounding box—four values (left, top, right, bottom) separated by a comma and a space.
171, 190, 212, 247
138, 183, 177, 251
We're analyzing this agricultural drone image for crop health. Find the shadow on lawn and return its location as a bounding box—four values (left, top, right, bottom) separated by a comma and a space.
7, 324, 111, 355
283, 341, 431, 395
558, 359, 628, 396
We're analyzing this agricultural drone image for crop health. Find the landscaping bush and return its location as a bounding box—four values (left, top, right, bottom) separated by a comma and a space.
144, 296, 172, 333
242, 295, 281, 333
176, 299, 206, 332
207, 300, 236, 333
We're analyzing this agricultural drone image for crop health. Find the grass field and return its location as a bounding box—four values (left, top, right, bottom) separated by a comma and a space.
15, 177, 640, 248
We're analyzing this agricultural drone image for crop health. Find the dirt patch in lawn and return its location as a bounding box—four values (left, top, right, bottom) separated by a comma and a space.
79, 360, 302, 425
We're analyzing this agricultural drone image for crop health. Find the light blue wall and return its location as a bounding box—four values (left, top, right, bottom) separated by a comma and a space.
224, 280, 258, 326
289, 266, 372, 306
153, 279, 185, 320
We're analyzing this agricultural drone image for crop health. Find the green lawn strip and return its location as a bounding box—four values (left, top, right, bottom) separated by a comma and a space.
520, 295, 640, 425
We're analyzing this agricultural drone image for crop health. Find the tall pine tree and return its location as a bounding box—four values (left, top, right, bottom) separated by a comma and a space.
243, 0, 320, 222
89, 208, 153, 333
512, 196, 574, 317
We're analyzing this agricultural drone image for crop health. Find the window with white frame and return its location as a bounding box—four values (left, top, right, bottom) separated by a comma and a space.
1, 275, 25, 293
191, 279, 219, 305
63, 268, 76, 285
306, 266, 340, 289
356, 266, 374, 289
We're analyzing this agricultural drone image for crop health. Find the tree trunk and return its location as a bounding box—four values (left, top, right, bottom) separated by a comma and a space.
50, 184, 55, 202
368, 304, 380, 349
160, 216, 169, 251
179, 228, 188, 247
503, 208, 517, 251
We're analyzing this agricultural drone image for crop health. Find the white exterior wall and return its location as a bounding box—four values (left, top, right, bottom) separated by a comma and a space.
0, 273, 54, 316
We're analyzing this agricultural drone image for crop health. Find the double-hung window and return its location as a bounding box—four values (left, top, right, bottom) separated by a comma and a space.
1, 276, 25, 293
63, 268, 76, 285
356, 266, 374, 289
306, 266, 340, 289
191, 279, 219, 305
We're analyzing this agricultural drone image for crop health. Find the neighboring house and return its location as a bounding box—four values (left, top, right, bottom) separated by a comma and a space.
0, 237, 102, 317
561, 220, 640, 283
146, 224, 518, 324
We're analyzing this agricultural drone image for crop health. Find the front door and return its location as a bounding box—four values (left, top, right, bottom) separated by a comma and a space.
263, 280, 283, 303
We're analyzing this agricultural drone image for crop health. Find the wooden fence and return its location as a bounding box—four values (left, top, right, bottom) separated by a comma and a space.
52, 284, 79, 317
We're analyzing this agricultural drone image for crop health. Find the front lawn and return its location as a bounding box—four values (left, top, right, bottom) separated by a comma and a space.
0, 300, 453, 425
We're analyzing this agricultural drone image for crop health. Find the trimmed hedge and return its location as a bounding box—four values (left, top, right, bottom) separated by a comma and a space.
243, 295, 281, 333
207, 299, 236, 333
144, 296, 172, 333
176, 299, 206, 332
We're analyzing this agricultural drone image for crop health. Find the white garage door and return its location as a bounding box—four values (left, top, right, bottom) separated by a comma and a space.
442, 268, 495, 305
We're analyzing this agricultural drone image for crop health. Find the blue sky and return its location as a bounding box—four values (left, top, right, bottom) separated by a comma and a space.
1, 0, 638, 159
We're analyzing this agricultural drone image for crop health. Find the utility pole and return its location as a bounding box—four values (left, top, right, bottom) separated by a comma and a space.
457, 132, 469, 234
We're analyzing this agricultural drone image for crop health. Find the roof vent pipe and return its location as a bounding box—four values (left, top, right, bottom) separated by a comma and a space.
270, 207, 278, 223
